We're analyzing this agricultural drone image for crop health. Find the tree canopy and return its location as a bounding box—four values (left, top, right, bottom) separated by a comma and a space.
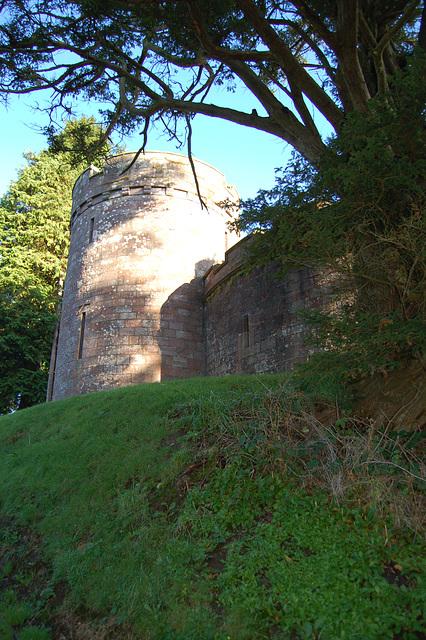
0, 1, 424, 164
0, 118, 112, 413
236, 56, 425, 382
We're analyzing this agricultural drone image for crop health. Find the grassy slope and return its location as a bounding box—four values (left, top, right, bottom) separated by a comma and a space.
0, 374, 424, 640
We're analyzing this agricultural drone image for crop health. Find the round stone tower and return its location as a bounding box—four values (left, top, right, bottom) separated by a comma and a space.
50, 151, 239, 400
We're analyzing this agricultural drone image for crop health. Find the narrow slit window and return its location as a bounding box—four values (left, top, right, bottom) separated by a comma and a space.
77, 312, 86, 359
88, 217, 95, 243
243, 314, 250, 349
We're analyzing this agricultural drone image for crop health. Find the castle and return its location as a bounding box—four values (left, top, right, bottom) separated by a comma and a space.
49, 151, 322, 401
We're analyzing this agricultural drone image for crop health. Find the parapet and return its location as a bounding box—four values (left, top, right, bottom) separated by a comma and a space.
71, 151, 239, 229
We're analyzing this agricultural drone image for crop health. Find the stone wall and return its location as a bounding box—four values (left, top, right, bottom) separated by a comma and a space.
51, 151, 239, 400
51, 151, 326, 401
159, 278, 205, 380
204, 237, 323, 377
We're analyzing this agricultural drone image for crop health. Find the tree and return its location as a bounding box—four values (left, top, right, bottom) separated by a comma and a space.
0, 288, 57, 412
0, 1, 424, 165
237, 54, 426, 381
0, 117, 112, 413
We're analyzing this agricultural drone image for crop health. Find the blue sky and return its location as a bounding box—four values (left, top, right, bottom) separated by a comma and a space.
0, 86, 294, 202
0, 76, 332, 201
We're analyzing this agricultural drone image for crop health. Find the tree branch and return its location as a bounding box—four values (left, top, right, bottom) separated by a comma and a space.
372, 0, 421, 93
288, 77, 318, 135
185, 114, 207, 209
276, 19, 336, 81
226, 58, 326, 164
335, 0, 371, 111
375, 0, 420, 58
289, 0, 337, 50
236, 0, 344, 131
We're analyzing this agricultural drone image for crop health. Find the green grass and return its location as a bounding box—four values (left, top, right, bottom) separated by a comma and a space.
0, 374, 424, 639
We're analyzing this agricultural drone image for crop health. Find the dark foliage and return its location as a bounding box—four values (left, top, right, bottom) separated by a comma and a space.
237, 53, 426, 382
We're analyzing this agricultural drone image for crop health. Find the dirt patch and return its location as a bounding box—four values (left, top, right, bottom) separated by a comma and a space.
206, 541, 228, 574
314, 359, 426, 433
123, 476, 141, 490
148, 455, 210, 517
382, 562, 413, 588
0, 518, 133, 640
351, 359, 425, 432
160, 426, 188, 450
49, 610, 133, 640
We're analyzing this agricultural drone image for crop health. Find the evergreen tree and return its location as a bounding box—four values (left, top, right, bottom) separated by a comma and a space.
237, 55, 426, 383
0, 1, 424, 165
0, 117, 112, 413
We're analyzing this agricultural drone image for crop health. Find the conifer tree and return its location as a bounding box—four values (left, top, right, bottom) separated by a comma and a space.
0, 117, 112, 413
237, 55, 426, 382
0, 1, 423, 165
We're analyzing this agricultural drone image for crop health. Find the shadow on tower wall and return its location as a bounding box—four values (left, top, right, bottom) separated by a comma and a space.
158, 259, 216, 381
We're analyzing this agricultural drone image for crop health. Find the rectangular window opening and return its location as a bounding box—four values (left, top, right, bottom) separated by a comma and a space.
77, 311, 86, 359
88, 217, 95, 243
243, 314, 250, 349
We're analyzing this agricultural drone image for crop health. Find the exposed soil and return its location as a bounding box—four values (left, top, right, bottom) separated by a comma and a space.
0, 518, 133, 640
314, 359, 426, 433
352, 359, 426, 432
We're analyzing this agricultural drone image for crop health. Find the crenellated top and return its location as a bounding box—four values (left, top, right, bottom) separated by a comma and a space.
70, 150, 239, 229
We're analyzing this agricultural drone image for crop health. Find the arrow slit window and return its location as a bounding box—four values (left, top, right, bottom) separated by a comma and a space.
243, 314, 250, 349
78, 312, 86, 359
89, 217, 95, 243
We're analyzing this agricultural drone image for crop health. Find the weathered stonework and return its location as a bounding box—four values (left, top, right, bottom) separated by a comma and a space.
51, 151, 238, 400
203, 237, 322, 376
51, 151, 324, 401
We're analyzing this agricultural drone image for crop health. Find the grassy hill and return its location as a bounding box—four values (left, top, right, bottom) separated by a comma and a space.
0, 374, 424, 640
